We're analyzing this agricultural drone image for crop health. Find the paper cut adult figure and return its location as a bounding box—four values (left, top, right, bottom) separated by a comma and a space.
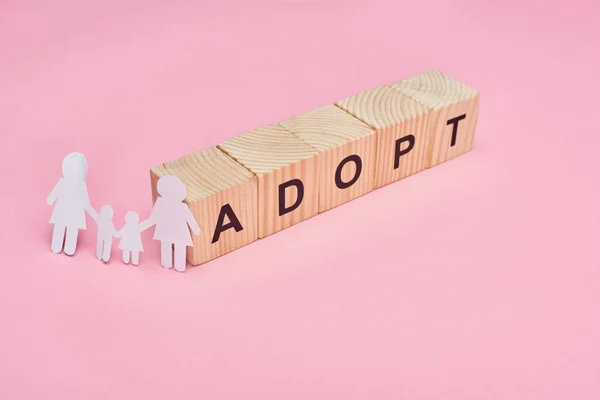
46, 152, 97, 255
140, 176, 200, 272
92, 205, 116, 262
116, 211, 146, 266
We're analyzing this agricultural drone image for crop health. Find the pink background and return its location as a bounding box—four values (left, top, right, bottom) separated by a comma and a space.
1, 0, 599, 398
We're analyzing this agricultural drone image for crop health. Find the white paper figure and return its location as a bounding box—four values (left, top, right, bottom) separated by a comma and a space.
46, 152, 97, 255
91, 205, 116, 262
115, 211, 146, 266
140, 175, 200, 272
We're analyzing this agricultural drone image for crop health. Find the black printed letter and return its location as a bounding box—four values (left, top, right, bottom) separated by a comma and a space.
278, 179, 304, 216
394, 135, 415, 169
335, 154, 362, 189
211, 203, 243, 243
447, 114, 466, 147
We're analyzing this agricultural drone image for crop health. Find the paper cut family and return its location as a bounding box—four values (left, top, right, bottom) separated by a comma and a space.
47, 152, 200, 272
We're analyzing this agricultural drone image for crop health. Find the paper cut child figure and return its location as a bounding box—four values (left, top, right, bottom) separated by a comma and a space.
140, 176, 200, 272
46, 152, 97, 255
91, 205, 117, 262
115, 211, 146, 266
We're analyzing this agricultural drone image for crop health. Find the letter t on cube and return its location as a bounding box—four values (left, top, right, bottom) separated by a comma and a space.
391, 71, 480, 167
218, 124, 319, 238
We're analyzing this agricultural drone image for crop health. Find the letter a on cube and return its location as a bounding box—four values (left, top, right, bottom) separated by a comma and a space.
336, 86, 430, 189
150, 147, 258, 266
391, 71, 480, 168
280, 105, 376, 212
218, 124, 319, 238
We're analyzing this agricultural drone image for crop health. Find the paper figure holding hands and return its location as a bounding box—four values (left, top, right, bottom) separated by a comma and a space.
91, 205, 116, 262
140, 176, 200, 272
46, 152, 97, 255
115, 211, 146, 266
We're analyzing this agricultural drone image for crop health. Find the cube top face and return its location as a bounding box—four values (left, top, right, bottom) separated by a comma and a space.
336, 85, 428, 130
217, 124, 319, 175
279, 105, 375, 152
150, 147, 255, 203
391, 70, 479, 110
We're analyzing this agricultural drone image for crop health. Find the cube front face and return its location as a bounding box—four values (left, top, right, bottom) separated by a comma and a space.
318, 135, 375, 211
426, 95, 480, 167
150, 147, 259, 266
279, 105, 376, 212
374, 113, 430, 188
218, 124, 320, 238
392, 71, 480, 168
186, 179, 258, 265
257, 157, 318, 237
336, 86, 430, 189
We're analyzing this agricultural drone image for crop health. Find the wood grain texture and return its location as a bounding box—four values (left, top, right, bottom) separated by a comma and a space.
280, 104, 376, 212
392, 70, 480, 167
150, 147, 258, 266
217, 124, 319, 238
336, 86, 430, 188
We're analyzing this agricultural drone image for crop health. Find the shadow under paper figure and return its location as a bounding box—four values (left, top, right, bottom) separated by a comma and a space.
46, 152, 97, 255
141, 175, 200, 272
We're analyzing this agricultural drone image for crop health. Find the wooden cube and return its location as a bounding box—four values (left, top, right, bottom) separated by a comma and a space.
391, 70, 480, 167
279, 105, 376, 212
150, 147, 258, 266
218, 124, 319, 238
336, 86, 430, 189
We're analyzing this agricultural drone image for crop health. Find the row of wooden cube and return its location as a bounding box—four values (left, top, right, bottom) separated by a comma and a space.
150, 70, 480, 265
